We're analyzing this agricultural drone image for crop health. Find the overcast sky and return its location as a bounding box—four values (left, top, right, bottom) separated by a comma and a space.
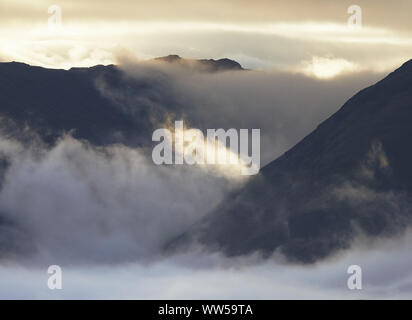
1, 0, 411, 76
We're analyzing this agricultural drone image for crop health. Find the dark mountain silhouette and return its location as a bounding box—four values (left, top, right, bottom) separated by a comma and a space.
154, 55, 244, 72
0, 57, 244, 149
172, 59, 412, 263
0, 62, 147, 147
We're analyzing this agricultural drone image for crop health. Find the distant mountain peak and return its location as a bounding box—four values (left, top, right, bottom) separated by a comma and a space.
154, 54, 244, 72
155, 54, 182, 63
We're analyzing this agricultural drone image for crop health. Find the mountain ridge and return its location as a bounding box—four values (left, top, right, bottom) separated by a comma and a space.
154, 54, 244, 72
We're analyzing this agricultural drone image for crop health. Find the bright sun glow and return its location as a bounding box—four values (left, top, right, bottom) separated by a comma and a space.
301, 56, 359, 79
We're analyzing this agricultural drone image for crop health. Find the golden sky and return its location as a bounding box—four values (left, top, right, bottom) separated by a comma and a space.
1, 0, 411, 77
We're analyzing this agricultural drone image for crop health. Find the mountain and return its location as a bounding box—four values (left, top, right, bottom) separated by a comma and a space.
0, 62, 148, 147
172, 59, 412, 263
154, 55, 244, 72
0, 57, 244, 149
0, 57, 247, 261
2, 58, 412, 264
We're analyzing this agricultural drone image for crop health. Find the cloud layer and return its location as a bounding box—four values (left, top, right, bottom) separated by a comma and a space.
3, 231, 412, 299
1, 0, 411, 73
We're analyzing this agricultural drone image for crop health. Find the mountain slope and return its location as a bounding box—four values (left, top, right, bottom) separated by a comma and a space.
176, 59, 412, 263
